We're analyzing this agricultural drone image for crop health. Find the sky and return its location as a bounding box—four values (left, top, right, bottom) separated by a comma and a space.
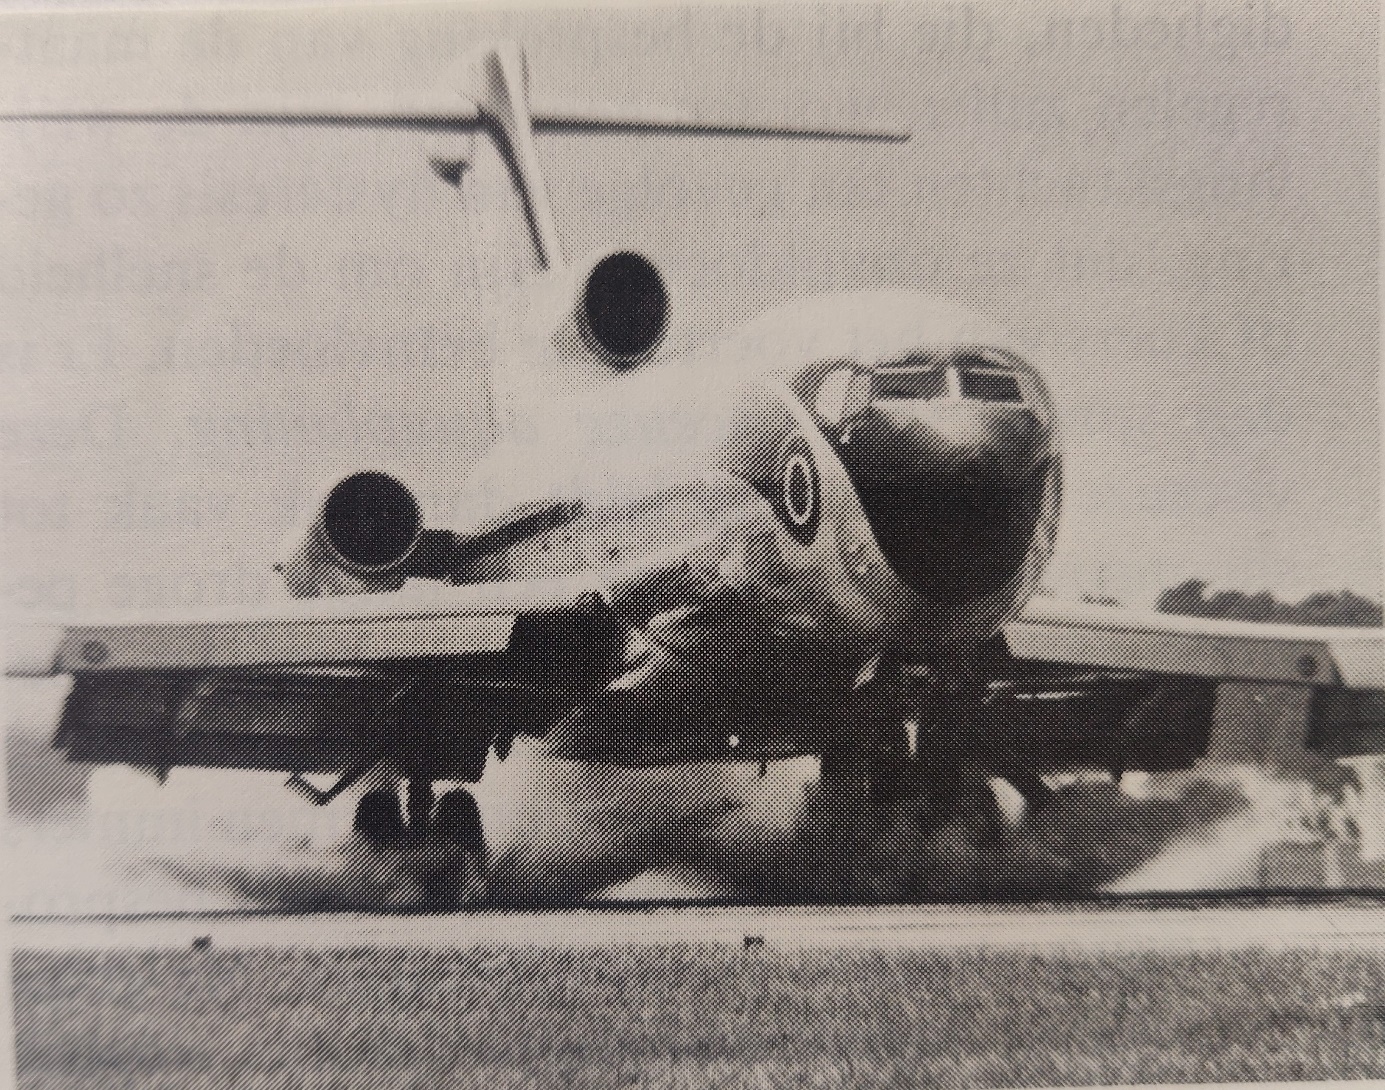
0, 0, 1379, 615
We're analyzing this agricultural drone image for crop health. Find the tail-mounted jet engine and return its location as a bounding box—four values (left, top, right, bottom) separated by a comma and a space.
537, 249, 670, 367
279, 471, 425, 598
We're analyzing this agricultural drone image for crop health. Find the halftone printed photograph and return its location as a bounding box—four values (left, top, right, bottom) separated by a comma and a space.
1, 1, 1381, 1087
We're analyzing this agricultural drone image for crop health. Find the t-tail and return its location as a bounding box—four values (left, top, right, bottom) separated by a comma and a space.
2, 40, 909, 440
437, 43, 909, 438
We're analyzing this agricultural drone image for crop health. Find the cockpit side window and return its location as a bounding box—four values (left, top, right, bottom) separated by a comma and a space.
813, 364, 873, 425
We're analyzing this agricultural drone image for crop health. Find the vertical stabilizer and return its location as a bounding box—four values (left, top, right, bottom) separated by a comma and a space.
435, 43, 568, 440
423, 41, 910, 441
464, 43, 565, 271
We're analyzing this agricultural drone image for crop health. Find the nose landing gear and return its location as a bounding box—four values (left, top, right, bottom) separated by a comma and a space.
812, 677, 1016, 903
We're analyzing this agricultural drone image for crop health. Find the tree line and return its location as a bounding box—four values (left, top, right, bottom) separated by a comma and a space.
1156, 579, 1383, 627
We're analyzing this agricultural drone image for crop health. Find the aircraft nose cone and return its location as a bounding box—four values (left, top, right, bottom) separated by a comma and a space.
838, 402, 1052, 603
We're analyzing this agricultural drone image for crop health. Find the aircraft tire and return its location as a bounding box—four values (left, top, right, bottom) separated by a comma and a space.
433, 788, 485, 852
353, 788, 406, 848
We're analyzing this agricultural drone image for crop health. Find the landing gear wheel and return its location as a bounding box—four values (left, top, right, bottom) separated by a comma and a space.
418, 788, 487, 908
354, 788, 405, 848
433, 788, 485, 852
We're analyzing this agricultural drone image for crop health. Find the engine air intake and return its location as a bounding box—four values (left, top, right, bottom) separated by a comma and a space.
322, 471, 421, 570
582, 251, 669, 363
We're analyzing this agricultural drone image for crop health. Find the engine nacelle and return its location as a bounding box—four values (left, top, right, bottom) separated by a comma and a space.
279, 471, 423, 598
537, 249, 671, 367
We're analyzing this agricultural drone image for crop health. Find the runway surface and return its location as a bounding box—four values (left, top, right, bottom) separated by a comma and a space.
13, 901, 1385, 953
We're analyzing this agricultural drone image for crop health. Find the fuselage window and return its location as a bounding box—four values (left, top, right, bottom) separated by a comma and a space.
958, 369, 1022, 403
874, 367, 948, 400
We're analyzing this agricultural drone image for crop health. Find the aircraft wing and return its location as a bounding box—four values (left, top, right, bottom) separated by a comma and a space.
1007, 598, 1384, 688
7, 576, 621, 677
5, 575, 632, 777
997, 598, 1385, 763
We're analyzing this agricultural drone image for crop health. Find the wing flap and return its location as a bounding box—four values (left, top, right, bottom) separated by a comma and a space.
57, 671, 394, 773
973, 672, 1217, 775
1306, 687, 1385, 759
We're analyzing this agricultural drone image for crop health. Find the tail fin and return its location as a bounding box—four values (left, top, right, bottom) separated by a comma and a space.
3, 39, 908, 441
431, 44, 565, 440
432, 42, 909, 440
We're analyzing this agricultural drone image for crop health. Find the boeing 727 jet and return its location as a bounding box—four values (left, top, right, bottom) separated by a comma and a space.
6, 43, 1382, 895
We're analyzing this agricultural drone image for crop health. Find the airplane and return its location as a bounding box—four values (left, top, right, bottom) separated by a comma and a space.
5, 41, 1383, 900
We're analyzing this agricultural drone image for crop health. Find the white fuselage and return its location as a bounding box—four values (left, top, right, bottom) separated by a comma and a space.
443, 292, 1062, 746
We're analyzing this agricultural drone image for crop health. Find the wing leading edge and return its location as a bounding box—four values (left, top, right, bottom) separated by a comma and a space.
7, 575, 616, 677
7, 575, 629, 778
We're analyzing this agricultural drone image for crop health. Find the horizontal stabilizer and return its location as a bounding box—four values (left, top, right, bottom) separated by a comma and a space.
0, 100, 908, 142
0, 105, 481, 129
2, 33, 909, 146
530, 100, 909, 142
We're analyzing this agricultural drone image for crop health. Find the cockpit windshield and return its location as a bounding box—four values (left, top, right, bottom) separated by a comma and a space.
870, 349, 1026, 406
957, 368, 1022, 403
810, 348, 1037, 430
874, 367, 948, 400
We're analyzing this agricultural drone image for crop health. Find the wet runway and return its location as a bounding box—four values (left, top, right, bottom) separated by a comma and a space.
14, 900, 1385, 953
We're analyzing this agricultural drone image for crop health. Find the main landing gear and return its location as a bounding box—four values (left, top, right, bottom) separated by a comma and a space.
354, 777, 485, 851
353, 777, 487, 907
